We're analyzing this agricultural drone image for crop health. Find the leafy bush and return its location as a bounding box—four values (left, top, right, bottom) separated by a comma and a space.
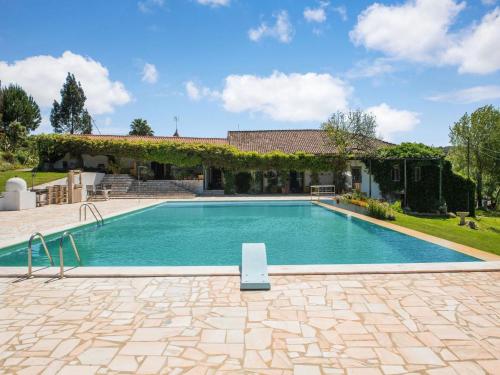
223, 170, 235, 194
391, 200, 403, 213
367, 200, 395, 220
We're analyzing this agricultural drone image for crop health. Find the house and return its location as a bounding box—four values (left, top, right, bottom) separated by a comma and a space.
49, 129, 392, 198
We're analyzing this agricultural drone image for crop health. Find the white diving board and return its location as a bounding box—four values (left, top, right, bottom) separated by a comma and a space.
240, 243, 271, 291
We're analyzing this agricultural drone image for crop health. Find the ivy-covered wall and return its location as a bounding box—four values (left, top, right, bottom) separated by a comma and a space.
367, 143, 475, 215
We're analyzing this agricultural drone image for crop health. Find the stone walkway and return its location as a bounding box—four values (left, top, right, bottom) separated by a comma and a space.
1, 272, 499, 374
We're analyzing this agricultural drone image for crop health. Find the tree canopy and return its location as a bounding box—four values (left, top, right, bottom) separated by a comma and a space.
0, 83, 41, 151
129, 118, 154, 136
449, 105, 500, 208
50, 73, 92, 134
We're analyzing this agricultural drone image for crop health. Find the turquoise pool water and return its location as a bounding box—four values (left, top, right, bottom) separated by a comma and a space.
0, 201, 479, 266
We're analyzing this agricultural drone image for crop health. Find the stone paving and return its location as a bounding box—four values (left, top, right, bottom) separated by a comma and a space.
1, 272, 499, 374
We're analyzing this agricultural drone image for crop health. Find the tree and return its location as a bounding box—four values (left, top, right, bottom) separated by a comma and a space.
129, 118, 154, 136
321, 110, 378, 190
0, 83, 41, 151
449, 105, 500, 208
50, 73, 92, 134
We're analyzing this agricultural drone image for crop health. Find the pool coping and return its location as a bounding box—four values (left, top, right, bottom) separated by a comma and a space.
313, 200, 500, 262
1, 262, 499, 278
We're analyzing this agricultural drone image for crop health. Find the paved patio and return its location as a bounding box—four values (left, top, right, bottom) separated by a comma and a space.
1, 272, 499, 374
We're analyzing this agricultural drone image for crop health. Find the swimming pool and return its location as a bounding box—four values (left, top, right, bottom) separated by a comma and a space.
0, 201, 479, 267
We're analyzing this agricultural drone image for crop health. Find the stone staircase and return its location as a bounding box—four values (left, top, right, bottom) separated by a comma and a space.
99, 174, 196, 198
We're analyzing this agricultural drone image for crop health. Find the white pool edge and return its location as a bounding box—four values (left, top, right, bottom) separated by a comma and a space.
1, 262, 499, 278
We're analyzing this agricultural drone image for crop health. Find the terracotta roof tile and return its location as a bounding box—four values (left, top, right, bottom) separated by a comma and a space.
228, 129, 391, 154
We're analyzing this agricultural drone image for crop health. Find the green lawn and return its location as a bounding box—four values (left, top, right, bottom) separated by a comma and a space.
394, 211, 500, 255
0, 170, 67, 191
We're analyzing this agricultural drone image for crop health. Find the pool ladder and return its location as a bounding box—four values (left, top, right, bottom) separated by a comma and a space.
79, 203, 104, 226
27, 231, 82, 278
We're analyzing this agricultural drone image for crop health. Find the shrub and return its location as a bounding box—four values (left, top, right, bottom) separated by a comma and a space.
367, 200, 395, 220
391, 200, 403, 213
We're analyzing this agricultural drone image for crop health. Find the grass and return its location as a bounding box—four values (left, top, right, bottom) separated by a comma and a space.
0, 170, 67, 191
393, 211, 500, 255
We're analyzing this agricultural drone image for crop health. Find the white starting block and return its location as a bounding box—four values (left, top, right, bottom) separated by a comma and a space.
240, 243, 271, 291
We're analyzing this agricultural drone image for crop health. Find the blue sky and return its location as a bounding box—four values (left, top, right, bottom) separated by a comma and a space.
1, 0, 499, 145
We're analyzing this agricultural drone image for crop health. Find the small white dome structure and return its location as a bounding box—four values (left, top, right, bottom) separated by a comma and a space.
0, 177, 35, 211
5, 177, 28, 192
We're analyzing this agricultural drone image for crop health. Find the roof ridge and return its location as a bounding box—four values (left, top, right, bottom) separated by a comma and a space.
78, 134, 227, 140
228, 129, 322, 133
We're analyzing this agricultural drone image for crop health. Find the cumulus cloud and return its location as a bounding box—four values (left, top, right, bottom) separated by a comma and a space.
350, 0, 500, 74
427, 85, 500, 103
442, 8, 500, 74
138, 0, 164, 13
248, 11, 293, 43
185, 81, 220, 101
197, 0, 230, 6
0, 51, 131, 115
220, 71, 352, 122
304, 7, 327, 23
141, 63, 158, 84
367, 103, 420, 141
350, 0, 464, 63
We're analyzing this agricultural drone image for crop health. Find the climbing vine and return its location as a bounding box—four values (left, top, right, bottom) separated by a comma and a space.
34, 134, 339, 172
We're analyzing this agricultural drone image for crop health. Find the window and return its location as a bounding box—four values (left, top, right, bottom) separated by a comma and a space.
351, 167, 362, 184
414, 166, 421, 182
391, 165, 400, 182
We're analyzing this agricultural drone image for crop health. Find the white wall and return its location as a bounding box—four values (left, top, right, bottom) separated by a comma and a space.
348, 160, 381, 199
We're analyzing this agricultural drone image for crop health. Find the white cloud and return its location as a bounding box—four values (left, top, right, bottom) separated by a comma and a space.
0, 51, 131, 115
141, 63, 158, 84
347, 58, 395, 79
185, 81, 220, 101
248, 11, 293, 43
333, 6, 348, 21
442, 7, 500, 74
197, 0, 230, 6
350, 0, 500, 74
427, 85, 500, 103
138, 0, 164, 13
366, 103, 420, 141
304, 7, 327, 23
350, 0, 464, 63
221, 71, 352, 122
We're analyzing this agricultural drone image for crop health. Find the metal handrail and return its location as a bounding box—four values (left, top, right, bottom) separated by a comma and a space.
310, 185, 336, 201
79, 203, 104, 226
27, 232, 54, 277
58, 231, 81, 278
85, 202, 104, 224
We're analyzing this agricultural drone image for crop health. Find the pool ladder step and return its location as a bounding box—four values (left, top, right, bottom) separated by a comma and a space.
27, 231, 82, 278
79, 203, 104, 226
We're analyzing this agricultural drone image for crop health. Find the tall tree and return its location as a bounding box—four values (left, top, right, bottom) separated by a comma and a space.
321, 110, 378, 190
129, 118, 154, 136
0, 83, 41, 150
50, 73, 92, 134
449, 105, 500, 208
